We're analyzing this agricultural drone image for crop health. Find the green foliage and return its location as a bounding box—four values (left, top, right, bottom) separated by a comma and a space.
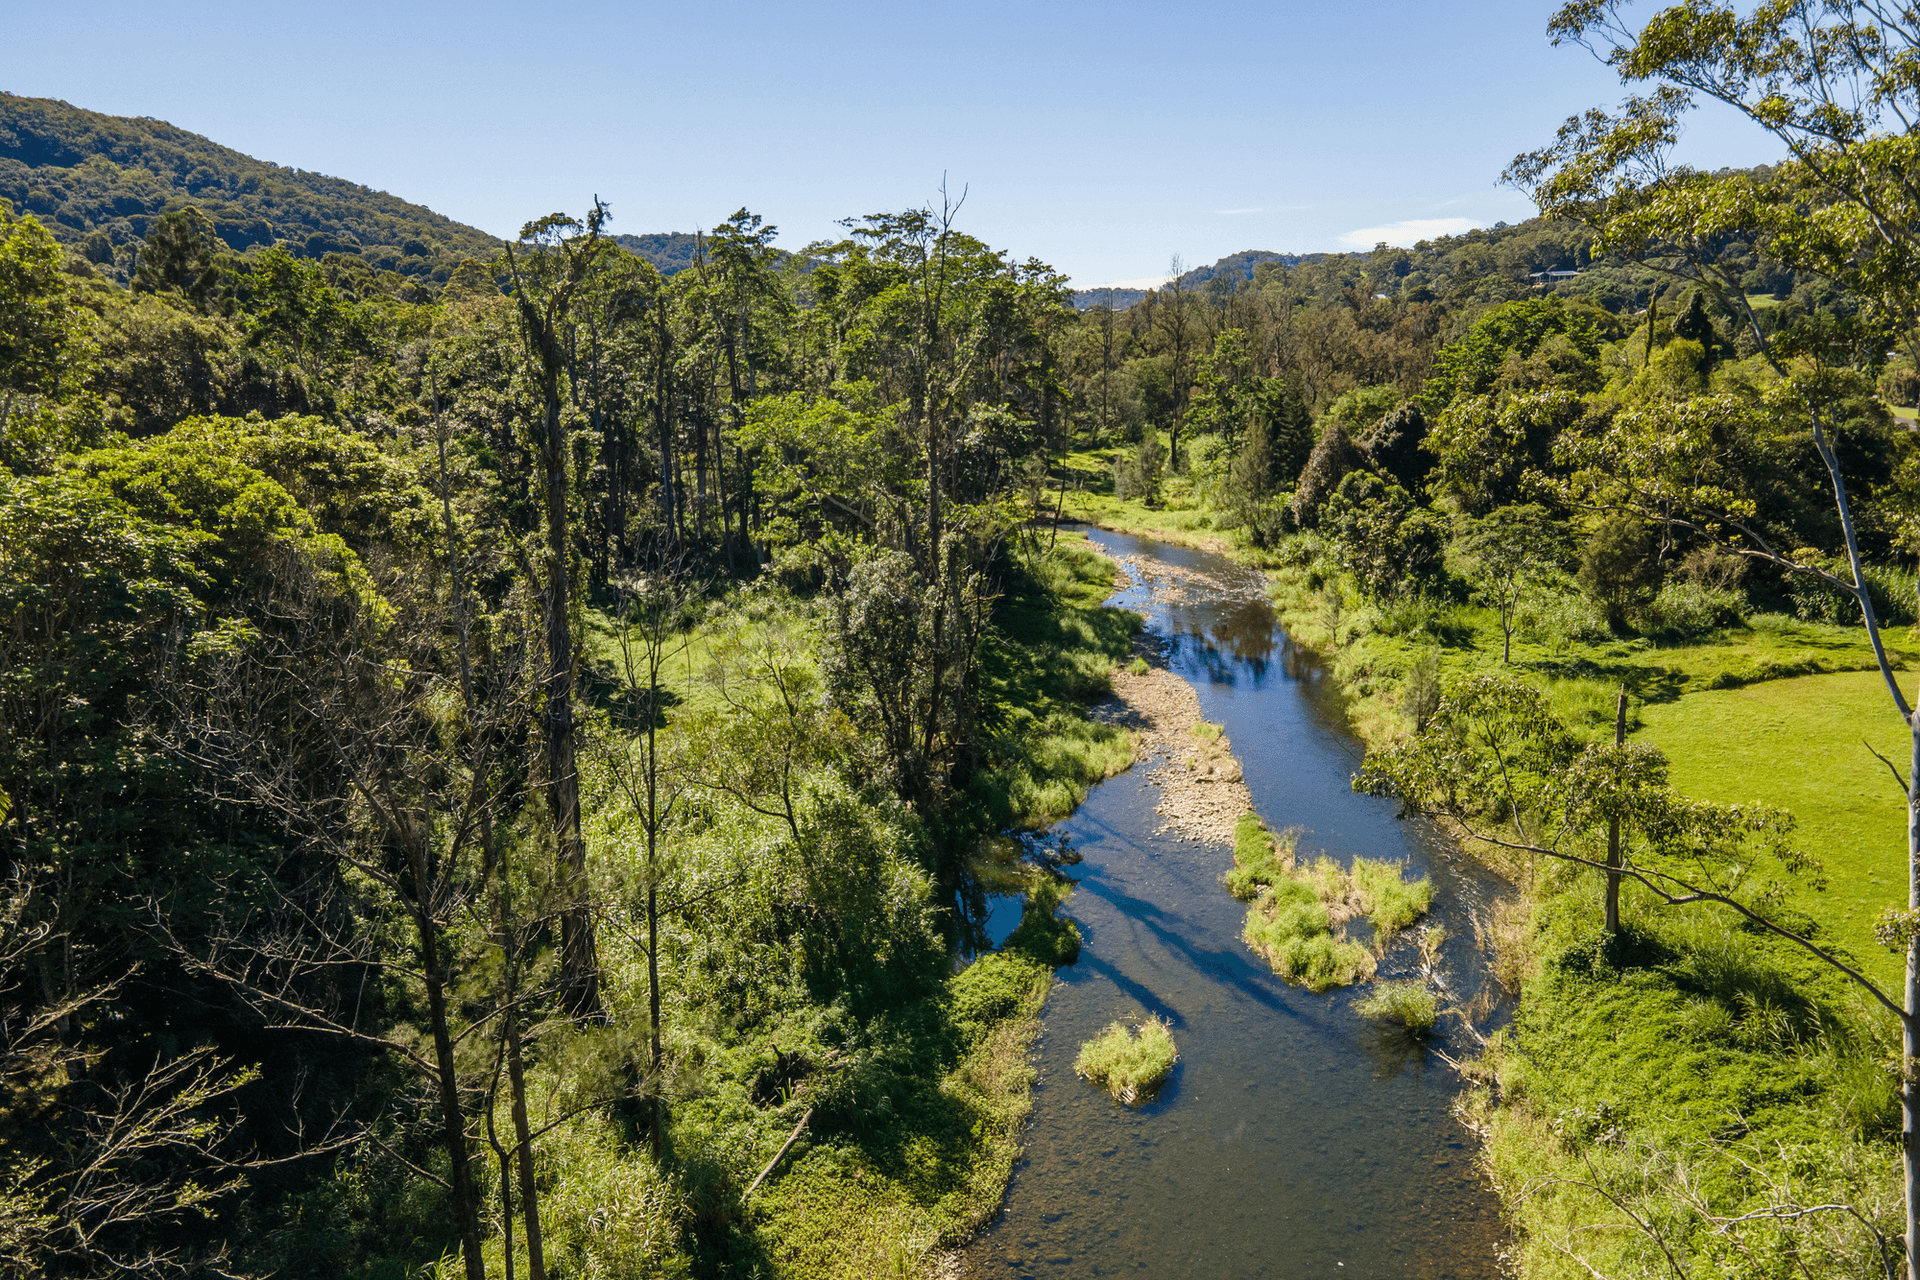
1354, 980, 1438, 1034
1228, 814, 1431, 989
0, 91, 500, 279
1420, 297, 1606, 413
1353, 857, 1435, 937
1577, 515, 1661, 627
1000, 876, 1082, 968
1321, 470, 1446, 600
1072, 1017, 1178, 1106
1640, 581, 1751, 640
949, 952, 1050, 1041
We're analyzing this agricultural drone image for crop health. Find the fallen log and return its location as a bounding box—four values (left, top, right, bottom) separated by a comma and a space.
742, 1106, 813, 1200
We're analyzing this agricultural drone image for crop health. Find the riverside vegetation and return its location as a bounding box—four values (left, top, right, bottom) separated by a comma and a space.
1072, 1017, 1179, 1107
9, 17, 1920, 1271
0, 145, 1153, 1277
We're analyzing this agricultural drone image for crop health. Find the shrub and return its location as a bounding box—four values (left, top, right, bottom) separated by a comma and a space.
1114, 433, 1165, 503
1401, 648, 1442, 733
1245, 916, 1375, 991
1519, 587, 1612, 650
1639, 581, 1749, 638
950, 951, 1048, 1040
1355, 979, 1438, 1034
1352, 856, 1435, 939
1073, 1016, 1178, 1105
1577, 516, 1661, 625
1864, 562, 1917, 627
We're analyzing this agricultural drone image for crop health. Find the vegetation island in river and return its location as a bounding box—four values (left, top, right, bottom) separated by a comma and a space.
13, 2, 1920, 1271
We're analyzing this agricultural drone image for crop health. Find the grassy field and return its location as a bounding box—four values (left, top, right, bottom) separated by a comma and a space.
1637, 669, 1913, 984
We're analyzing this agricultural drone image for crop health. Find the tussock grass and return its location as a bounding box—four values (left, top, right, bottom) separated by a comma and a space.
1229, 813, 1433, 991
1355, 979, 1439, 1034
1073, 1016, 1178, 1106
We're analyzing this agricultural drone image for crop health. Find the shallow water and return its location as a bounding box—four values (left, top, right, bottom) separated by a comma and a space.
966, 529, 1507, 1280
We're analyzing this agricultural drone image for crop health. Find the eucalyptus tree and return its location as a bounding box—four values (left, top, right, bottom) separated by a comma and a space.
501, 203, 610, 1020
1506, 1, 1920, 1268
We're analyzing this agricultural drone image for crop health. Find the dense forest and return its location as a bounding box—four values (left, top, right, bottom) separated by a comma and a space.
8, 11, 1920, 1273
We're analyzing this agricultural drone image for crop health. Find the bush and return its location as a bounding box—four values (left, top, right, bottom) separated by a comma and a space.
1864, 562, 1917, 627
1577, 516, 1661, 625
1002, 876, 1082, 967
1245, 910, 1375, 991
1519, 587, 1612, 650
1073, 1017, 1178, 1105
1639, 581, 1749, 638
1355, 979, 1438, 1034
1114, 433, 1165, 503
949, 951, 1048, 1040
1401, 648, 1442, 733
1352, 856, 1435, 939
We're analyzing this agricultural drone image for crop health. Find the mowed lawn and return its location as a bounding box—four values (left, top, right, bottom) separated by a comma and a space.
1636, 670, 1913, 985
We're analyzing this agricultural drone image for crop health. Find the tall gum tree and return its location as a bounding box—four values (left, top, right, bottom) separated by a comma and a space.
1507, 3, 1920, 1271
502, 204, 609, 1021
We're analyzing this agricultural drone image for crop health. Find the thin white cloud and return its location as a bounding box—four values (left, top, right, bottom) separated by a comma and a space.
1214, 204, 1312, 216
1337, 217, 1478, 249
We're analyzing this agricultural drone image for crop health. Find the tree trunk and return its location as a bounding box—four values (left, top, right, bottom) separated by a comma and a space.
1906, 708, 1919, 1280
541, 370, 599, 1020
418, 901, 486, 1280
1605, 687, 1626, 935
505, 1004, 548, 1280
646, 705, 666, 1161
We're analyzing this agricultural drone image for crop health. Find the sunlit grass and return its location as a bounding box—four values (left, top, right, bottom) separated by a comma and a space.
1229, 814, 1431, 990
1355, 979, 1438, 1034
1636, 669, 1912, 984
1073, 1016, 1178, 1106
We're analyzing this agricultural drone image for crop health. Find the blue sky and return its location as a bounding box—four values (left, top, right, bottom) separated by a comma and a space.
2, 1, 1783, 286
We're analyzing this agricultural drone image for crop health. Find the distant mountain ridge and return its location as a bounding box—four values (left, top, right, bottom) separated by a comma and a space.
1072, 248, 1323, 310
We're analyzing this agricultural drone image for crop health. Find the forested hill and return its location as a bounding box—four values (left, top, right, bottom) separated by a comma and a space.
1073, 219, 1605, 311
0, 92, 503, 278
614, 230, 701, 274
1073, 250, 1320, 309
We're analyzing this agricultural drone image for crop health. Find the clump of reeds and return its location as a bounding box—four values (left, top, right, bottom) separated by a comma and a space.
1355, 979, 1439, 1034
1228, 812, 1434, 991
1074, 1016, 1178, 1106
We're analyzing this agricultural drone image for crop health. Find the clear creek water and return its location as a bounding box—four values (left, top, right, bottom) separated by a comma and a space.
965, 529, 1508, 1280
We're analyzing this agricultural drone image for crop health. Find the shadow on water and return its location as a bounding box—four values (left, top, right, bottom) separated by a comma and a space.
966, 529, 1506, 1280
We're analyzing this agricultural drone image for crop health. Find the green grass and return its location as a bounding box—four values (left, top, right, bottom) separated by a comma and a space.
746, 953, 1054, 1279
1471, 907, 1902, 1280
1073, 1017, 1179, 1106
1354, 979, 1438, 1033
1636, 669, 1912, 985
1228, 813, 1432, 990
972, 533, 1142, 829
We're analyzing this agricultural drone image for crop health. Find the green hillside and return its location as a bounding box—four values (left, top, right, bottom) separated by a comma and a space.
0, 92, 502, 278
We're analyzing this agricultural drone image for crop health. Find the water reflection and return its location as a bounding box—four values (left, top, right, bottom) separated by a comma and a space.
966, 529, 1506, 1280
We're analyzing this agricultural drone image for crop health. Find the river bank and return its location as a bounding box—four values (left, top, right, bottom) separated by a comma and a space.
966, 528, 1506, 1279
1049, 497, 1907, 1278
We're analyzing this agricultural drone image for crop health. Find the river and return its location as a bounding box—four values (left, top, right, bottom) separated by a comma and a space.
965, 528, 1508, 1280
